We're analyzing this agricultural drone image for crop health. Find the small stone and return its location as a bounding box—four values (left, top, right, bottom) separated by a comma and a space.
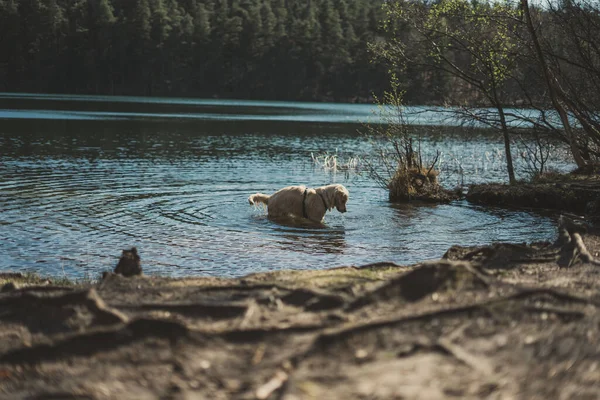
524, 335, 536, 344
114, 247, 142, 277
355, 349, 369, 359
1, 282, 18, 292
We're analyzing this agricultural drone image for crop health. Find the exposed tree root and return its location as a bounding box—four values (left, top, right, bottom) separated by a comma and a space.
348, 260, 490, 310
116, 301, 249, 319
280, 288, 347, 311
507, 287, 599, 306
265, 283, 598, 400
310, 287, 597, 353
522, 305, 586, 321
27, 392, 96, 400
313, 303, 488, 351
0, 318, 195, 364
0, 288, 127, 326
217, 324, 328, 343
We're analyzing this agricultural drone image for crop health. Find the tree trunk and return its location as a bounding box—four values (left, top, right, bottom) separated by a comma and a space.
498, 106, 516, 184
521, 0, 586, 169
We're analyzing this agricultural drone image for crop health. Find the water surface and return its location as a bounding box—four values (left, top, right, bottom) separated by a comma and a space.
0, 94, 575, 278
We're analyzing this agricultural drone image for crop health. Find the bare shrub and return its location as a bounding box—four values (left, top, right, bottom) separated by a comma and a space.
361, 75, 459, 202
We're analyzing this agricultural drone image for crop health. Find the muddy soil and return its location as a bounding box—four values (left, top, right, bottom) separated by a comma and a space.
467, 174, 600, 217
1, 217, 600, 399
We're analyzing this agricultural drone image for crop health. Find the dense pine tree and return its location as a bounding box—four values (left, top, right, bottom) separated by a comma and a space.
0, 0, 392, 101
1, 0, 597, 106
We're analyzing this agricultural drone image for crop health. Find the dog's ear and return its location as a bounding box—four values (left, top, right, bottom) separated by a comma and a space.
335, 186, 348, 206
332, 186, 348, 213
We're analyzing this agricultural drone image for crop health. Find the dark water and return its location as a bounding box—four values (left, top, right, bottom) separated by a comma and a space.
0, 94, 575, 278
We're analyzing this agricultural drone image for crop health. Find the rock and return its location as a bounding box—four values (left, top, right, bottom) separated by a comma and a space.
1, 282, 18, 292
585, 198, 600, 216
114, 247, 142, 277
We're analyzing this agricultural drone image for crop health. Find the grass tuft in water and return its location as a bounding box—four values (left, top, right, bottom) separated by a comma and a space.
311, 151, 360, 173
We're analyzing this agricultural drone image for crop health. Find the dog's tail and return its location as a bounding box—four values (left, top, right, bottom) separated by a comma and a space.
248, 193, 270, 206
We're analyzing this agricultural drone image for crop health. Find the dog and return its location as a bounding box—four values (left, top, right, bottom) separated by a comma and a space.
248, 184, 349, 223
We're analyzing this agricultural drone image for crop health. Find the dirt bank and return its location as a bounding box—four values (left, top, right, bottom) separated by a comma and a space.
1, 217, 600, 399
467, 174, 600, 217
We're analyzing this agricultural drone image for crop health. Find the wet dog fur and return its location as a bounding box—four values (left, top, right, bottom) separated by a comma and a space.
248, 184, 349, 223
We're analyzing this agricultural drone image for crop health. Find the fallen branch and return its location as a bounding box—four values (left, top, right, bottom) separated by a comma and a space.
557, 215, 600, 267
255, 370, 288, 399
437, 338, 495, 376
570, 231, 600, 266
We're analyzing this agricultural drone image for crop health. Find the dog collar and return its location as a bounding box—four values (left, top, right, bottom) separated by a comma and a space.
317, 191, 328, 210
303, 188, 329, 219
302, 188, 309, 218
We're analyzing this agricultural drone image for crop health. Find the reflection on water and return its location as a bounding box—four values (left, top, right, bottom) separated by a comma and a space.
0, 95, 576, 278
0, 92, 552, 127
268, 219, 347, 255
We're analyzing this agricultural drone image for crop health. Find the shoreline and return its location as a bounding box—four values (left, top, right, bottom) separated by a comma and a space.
467, 174, 600, 217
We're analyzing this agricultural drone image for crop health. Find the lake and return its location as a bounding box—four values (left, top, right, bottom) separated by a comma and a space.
0, 93, 575, 279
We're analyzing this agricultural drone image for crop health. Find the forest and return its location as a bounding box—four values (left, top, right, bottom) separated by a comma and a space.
0, 0, 389, 102
0, 0, 599, 113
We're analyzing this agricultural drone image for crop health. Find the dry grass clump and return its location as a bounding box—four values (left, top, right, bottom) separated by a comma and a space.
388, 165, 459, 202
389, 166, 437, 200
529, 168, 568, 183
360, 75, 461, 203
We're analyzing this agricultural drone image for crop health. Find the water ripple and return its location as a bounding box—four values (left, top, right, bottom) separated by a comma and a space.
0, 114, 573, 278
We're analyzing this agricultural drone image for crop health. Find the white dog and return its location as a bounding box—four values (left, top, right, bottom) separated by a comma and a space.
248, 184, 349, 222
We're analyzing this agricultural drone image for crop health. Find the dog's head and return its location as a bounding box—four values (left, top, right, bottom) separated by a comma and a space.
333, 185, 349, 213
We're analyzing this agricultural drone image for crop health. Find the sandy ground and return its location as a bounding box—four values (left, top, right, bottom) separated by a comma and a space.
1, 215, 600, 399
